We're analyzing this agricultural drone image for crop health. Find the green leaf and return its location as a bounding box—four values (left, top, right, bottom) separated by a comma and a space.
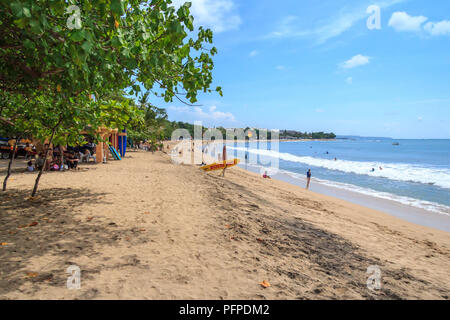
23, 39, 35, 50
81, 41, 93, 53
10, 2, 23, 17
13, 18, 27, 28
10, 2, 28, 18
23, 7, 31, 18
111, 0, 125, 16
29, 20, 42, 34
10, 2, 32, 18
70, 30, 85, 42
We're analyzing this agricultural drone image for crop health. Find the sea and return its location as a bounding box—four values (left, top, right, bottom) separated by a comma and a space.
224, 137, 450, 217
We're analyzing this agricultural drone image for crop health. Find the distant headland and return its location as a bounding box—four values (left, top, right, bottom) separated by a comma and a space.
164, 121, 336, 140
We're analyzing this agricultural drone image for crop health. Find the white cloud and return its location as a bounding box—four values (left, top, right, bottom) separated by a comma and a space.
266, 0, 406, 44
424, 20, 450, 36
388, 12, 428, 32
275, 65, 286, 71
346, 77, 353, 84
340, 55, 371, 69
171, 0, 241, 33
315, 108, 324, 113
388, 11, 450, 36
417, 116, 423, 121
205, 106, 235, 121
249, 50, 259, 57
169, 106, 190, 113
169, 105, 235, 122
267, 16, 306, 38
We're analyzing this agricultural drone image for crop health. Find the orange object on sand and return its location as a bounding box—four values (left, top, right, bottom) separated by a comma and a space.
25, 272, 38, 278
200, 159, 240, 172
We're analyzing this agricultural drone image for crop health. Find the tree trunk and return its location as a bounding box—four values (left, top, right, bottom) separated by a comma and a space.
61, 151, 65, 171
31, 130, 56, 197
2, 138, 19, 192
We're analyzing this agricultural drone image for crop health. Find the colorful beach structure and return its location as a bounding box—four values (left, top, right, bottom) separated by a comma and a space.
30, 127, 126, 163
118, 129, 127, 157
94, 127, 127, 163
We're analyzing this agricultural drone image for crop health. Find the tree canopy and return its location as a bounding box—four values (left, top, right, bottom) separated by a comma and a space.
0, 0, 222, 102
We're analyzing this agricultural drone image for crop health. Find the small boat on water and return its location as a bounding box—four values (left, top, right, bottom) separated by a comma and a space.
392, 142, 400, 146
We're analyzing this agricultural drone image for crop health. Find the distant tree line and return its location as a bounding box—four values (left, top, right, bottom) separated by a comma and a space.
279, 130, 336, 140
160, 123, 336, 140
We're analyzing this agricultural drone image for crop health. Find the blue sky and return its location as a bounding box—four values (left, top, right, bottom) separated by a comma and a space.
158, 0, 450, 139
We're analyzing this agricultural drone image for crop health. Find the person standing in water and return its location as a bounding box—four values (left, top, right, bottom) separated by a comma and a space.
306, 169, 312, 189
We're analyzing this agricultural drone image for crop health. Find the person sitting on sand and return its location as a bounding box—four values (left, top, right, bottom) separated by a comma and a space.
263, 171, 271, 179
306, 169, 312, 189
49, 156, 61, 171
66, 152, 79, 170
27, 160, 34, 172
35, 153, 45, 171
50, 162, 59, 171
80, 148, 95, 163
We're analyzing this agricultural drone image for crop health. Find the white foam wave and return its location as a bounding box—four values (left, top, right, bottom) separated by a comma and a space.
242, 163, 450, 216
313, 178, 450, 216
230, 147, 450, 189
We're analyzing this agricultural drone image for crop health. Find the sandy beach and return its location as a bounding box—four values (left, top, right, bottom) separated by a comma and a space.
0, 150, 449, 300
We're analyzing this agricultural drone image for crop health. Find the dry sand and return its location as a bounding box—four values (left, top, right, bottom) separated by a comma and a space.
0, 150, 449, 299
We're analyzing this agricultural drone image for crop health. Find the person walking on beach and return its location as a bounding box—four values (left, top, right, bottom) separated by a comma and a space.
306, 169, 312, 189
221, 145, 227, 177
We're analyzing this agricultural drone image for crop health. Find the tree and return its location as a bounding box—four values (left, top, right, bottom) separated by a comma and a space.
1, 0, 222, 195
0, 0, 222, 101
129, 91, 168, 143
0, 93, 36, 191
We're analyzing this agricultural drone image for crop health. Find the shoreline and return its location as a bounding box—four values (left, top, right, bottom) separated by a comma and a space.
239, 163, 450, 232
196, 139, 337, 144
194, 140, 450, 232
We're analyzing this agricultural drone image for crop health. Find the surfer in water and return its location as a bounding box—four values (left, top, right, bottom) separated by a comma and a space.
306, 169, 311, 189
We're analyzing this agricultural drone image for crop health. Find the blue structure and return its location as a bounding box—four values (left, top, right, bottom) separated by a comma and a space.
118, 129, 127, 157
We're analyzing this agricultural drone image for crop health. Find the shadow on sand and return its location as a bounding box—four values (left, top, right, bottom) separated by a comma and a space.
0, 187, 124, 297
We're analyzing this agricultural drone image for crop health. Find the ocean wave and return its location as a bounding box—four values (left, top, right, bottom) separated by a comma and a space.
229, 147, 450, 189
312, 178, 450, 216
242, 162, 450, 216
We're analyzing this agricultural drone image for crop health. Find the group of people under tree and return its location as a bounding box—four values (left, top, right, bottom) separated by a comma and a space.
27, 142, 96, 172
